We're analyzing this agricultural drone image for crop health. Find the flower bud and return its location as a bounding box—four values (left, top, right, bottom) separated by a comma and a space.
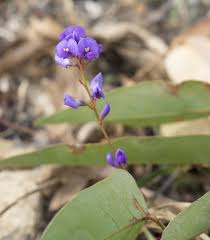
64, 94, 84, 109
115, 148, 127, 165
106, 148, 127, 168
100, 103, 110, 120
106, 152, 115, 167
90, 73, 105, 99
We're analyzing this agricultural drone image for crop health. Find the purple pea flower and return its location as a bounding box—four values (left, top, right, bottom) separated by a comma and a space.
106, 148, 127, 168
78, 37, 102, 61
55, 38, 80, 68
100, 103, 110, 119
90, 73, 105, 99
55, 39, 79, 59
64, 94, 84, 109
59, 25, 86, 42
55, 26, 103, 68
115, 148, 127, 165
56, 40, 70, 59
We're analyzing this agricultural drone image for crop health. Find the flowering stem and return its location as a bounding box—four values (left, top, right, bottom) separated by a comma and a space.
78, 61, 115, 153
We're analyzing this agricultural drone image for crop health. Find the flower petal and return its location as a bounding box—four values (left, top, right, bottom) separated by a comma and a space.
106, 152, 117, 167
85, 37, 99, 56
55, 40, 70, 58
115, 148, 127, 165
78, 38, 86, 58
64, 94, 84, 109
100, 103, 110, 119
54, 54, 71, 68
59, 26, 86, 42
67, 39, 79, 57
90, 73, 104, 99
85, 52, 96, 61
90, 72, 102, 87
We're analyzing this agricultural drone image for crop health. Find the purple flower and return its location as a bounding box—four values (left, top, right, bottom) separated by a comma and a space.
106, 148, 127, 167
55, 26, 103, 68
90, 73, 105, 99
64, 94, 84, 109
56, 40, 70, 58
115, 148, 127, 165
55, 39, 78, 59
100, 103, 110, 119
59, 26, 86, 42
78, 37, 102, 61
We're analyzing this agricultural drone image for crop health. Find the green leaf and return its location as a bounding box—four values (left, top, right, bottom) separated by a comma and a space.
162, 191, 210, 240
1, 135, 210, 167
37, 81, 210, 126
41, 169, 147, 240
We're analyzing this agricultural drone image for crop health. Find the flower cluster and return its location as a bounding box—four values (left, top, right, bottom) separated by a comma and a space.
55, 26, 102, 68
55, 25, 127, 168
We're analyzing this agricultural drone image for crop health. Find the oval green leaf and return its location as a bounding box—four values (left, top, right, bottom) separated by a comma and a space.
37, 81, 210, 126
162, 191, 210, 240
1, 135, 210, 167
42, 169, 147, 240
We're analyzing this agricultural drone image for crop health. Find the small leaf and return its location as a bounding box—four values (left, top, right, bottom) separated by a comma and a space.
1, 135, 210, 167
162, 191, 210, 240
37, 81, 210, 126
41, 169, 147, 240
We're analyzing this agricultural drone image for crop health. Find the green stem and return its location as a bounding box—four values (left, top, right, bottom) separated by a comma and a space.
78, 61, 115, 153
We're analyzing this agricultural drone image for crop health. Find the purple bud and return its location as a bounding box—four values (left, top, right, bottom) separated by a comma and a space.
106, 152, 119, 167
100, 103, 110, 119
115, 148, 127, 165
106, 148, 127, 168
64, 94, 84, 109
90, 73, 105, 99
